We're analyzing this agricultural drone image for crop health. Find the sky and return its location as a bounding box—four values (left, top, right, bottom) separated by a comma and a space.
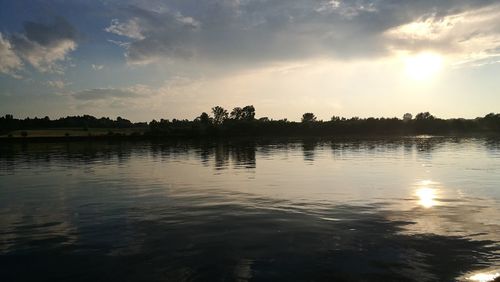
0, 0, 499, 122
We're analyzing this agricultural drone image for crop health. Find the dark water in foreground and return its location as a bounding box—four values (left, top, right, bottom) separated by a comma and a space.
0, 137, 499, 282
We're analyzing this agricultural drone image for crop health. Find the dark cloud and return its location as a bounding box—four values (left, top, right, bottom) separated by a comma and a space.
21, 17, 77, 46
105, 0, 500, 66
106, 5, 199, 64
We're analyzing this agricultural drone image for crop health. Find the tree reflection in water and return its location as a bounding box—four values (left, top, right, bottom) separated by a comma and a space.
0, 137, 499, 281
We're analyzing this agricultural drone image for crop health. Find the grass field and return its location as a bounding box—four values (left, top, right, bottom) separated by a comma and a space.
0, 128, 148, 138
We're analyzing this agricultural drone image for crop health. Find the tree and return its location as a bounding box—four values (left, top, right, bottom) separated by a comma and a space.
116, 116, 132, 128
415, 112, 434, 120
230, 107, 243, 120
331, 115, 341, 122
212, 106, 228, 125
302, 113, 317, 123
403, 113, 413, 122
241, 105, 255, 120
198, 112, 212, 125
230, 105, 255, 121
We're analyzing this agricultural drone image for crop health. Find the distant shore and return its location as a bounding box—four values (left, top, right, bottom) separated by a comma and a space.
1, 109, 499, 142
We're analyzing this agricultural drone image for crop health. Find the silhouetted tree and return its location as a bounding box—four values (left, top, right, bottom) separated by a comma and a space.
116, 116, 132, 128
482, 113, 500, 132
302, 113, 316, 122
212, 106, 228, 125
230, 105, 255, 121
230, 107, 243, 120
241, 105, 255, 120
302, 113, 317, 123
416, 112, 435, 120
197, 112, 212, 125
403, 113, 413, 121
331, 115, 341, 122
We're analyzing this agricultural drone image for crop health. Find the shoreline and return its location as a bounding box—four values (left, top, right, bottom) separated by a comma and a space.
1, 132, 499, 143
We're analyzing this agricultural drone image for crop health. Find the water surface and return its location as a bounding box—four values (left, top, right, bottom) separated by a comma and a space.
0, 137, 499, 281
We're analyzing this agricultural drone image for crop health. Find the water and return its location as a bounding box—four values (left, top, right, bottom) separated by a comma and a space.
0, 137, 499, 281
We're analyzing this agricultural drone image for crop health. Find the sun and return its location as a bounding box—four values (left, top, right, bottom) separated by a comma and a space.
404, 52, 444, 81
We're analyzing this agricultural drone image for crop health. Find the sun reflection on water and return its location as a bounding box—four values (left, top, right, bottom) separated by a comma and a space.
415, 180, 439, 208
416, 187, 437, 208
467, 271, 500, 282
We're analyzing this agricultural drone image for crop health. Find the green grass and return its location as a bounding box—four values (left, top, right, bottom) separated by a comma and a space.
0, 128, 148, 138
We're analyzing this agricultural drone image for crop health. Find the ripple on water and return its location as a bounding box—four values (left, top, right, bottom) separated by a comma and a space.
0, 138, 499, 281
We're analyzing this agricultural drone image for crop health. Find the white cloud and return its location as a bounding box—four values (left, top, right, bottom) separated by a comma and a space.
105, 18, 145, 40
92, 64, 104, 70
3, 17, 78, 74
386, 16, 459, 41
385, 3, 500, 67
14, 37, 77, 73
0, 33, 23, 77
46, 80, 67, 89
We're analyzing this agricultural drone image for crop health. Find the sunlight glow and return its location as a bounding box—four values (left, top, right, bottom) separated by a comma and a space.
404, 52, 444, 81
416, 187, 437, 208
420, 180, 434, 186
468, 272, 500, 282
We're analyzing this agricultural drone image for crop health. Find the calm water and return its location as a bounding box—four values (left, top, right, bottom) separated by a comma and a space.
0, 137, 499, 282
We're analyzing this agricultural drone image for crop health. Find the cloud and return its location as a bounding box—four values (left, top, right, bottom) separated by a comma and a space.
71, 84, 156, 101
46, 80, 67, 89
105, 18, 145, 40
106, 5, 200, 65
385, 3, 500, 66
72, 88, 140, 100
5, 17, 78, 74
69, 85, 159, 117
0, 33, 23, 77
103, 0, 500, 68
91, 64, 104, 70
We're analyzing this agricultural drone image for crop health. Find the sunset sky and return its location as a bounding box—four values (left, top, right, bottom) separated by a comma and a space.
1, 0, 499, 121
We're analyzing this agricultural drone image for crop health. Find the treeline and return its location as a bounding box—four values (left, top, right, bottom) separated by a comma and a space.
0, 114, 146, 133
1, 106, 500, 137
145, 106, 500, 136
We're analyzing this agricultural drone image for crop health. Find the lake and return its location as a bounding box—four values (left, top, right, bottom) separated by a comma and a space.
0, 137, 499, 281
